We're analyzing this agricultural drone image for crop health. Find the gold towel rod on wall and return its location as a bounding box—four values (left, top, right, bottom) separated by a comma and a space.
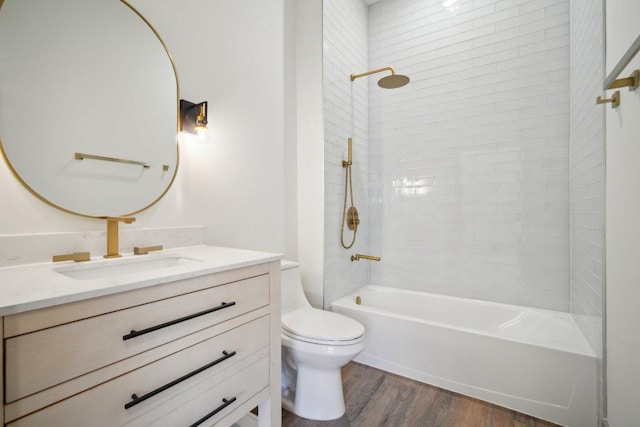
75, 152, 150, 168
607, 70, 640, 90
604, 33, 640, 89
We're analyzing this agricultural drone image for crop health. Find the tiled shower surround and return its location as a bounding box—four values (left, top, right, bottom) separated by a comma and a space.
569, 0, 604, 418
324, 0, 604, 416
366, 0, 571, 310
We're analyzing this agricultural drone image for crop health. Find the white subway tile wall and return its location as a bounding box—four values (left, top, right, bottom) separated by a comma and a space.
367, 0, 571, 310
323, 0, 370, 307
569, 0, 604, 418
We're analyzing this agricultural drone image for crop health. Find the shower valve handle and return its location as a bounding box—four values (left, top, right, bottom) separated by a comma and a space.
347, 207, 359, 230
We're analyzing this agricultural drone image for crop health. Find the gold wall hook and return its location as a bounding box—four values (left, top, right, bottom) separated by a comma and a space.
596, 90, 620, 108
607, 69, 640, 90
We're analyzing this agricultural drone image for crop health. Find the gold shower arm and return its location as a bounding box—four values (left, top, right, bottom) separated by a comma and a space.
350, 66, 395, 81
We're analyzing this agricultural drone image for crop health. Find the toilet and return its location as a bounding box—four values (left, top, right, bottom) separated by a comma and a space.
280, 260, 365, 421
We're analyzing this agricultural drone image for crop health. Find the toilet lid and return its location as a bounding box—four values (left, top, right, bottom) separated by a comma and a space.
281, 307, 364, 342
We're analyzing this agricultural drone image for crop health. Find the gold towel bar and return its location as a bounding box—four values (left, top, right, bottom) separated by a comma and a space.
604, 32, 640, 89
607, 70, 640, 90
75, 152, 150, 168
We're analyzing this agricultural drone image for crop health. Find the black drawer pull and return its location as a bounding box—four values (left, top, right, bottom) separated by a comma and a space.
122, 301, 236, 341
190, 397, 237, 427
124, 350, 237, 410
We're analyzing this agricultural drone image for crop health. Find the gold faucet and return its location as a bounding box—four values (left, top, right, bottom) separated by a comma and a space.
134, 245, 163, 255
52, 252, 90, 263
104, 216, 135, 258
351, 254, 381, 262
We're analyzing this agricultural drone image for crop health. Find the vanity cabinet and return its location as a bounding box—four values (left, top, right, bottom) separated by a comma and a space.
0, 260, 281, 427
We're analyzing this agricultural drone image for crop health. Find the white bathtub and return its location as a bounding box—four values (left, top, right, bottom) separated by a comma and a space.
331, 285, 597, 427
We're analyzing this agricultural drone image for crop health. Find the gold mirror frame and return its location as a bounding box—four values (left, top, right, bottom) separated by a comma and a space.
0, 0, 180, 218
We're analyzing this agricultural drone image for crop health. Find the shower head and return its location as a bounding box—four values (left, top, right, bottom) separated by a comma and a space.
377, 73, 410, 89
350, 66, 410, 89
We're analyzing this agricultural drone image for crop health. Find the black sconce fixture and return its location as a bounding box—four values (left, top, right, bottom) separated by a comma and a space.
180, 99, 208, 139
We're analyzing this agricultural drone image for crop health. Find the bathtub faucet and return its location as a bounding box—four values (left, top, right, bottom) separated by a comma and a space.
351, 254, 381, 262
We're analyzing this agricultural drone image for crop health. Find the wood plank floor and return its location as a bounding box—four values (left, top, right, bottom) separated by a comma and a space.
282, 362, 558, 427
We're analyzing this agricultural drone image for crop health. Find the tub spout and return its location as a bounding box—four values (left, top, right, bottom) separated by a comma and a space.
351, 254, 381, 262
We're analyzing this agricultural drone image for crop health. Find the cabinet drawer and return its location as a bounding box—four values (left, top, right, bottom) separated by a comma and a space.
130, 356, 269, 427
8, 316, 270, 427
5, 274, 269, 402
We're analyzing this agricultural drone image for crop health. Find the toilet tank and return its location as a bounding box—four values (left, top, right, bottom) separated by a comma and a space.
281, 260, 311, 315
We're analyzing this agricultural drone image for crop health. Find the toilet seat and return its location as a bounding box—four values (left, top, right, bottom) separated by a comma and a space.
281, 307, 364, 346
281, 328, 364, 346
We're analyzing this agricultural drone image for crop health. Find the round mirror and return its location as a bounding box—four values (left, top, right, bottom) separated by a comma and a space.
0, 0, 179, 217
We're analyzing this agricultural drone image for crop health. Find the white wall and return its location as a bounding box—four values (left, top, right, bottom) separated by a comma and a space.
605, 56, 640, 427
604, 1, 640, 424
323, 0, 370, 307
284, 0, 299, 264
0, 0, 290, 258
569, 0, 605, 420
290, 0, 325, 308
367, 0, 571, 311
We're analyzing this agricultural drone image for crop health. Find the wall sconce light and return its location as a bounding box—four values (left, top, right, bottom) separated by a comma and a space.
180, 99, 208, 140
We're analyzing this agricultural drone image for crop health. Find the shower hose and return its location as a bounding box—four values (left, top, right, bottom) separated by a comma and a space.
340, 163, 357, 249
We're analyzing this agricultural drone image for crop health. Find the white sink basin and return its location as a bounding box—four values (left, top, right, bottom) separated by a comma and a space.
55, 256, 199, 280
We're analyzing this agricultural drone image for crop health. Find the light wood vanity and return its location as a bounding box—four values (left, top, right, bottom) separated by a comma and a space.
0, 246, 281, 427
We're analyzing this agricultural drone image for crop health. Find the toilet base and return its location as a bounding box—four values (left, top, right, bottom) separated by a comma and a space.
283, 365, 345, 421
279, 308, 365, 422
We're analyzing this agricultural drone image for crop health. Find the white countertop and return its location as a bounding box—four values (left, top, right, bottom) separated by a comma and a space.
0, 245, 282, 316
